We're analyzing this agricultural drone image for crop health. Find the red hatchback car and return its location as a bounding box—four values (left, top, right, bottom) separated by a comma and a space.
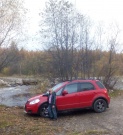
25, 79, 110, 117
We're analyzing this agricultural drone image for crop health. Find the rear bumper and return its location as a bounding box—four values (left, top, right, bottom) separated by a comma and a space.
107, 96, 110, 108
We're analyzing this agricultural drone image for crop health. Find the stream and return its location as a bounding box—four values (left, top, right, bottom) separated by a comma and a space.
0, 85, 34, 107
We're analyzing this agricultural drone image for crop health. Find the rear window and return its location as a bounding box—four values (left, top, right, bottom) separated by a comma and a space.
96, 81, 105, 89
79, 82, 95, 91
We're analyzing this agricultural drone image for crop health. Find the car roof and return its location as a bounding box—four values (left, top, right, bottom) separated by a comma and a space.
68, 79, 100, 83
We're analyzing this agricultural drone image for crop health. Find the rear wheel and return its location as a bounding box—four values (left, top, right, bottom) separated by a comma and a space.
93, 99, 107, 113
39, 103, 49, 117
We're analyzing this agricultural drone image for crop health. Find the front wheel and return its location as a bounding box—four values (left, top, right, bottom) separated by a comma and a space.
93, 99, 107, 113
39, 103, 49, 117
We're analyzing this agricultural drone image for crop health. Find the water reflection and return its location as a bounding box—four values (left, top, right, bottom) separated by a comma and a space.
0, 85, 34, 107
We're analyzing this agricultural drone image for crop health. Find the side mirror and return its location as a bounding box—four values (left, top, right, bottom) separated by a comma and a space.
62, 90, 68, 96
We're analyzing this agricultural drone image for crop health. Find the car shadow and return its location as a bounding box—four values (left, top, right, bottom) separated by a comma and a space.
24, 109, 95, 119
57, 109, 94, 118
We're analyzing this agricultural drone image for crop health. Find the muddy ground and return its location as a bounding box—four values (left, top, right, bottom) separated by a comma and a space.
51, 93, 123, 135
1, 93, 123, 135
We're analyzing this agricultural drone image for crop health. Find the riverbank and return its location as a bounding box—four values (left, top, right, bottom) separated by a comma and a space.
0, 76, 39, 87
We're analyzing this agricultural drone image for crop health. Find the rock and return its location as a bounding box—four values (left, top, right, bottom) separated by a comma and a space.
0, 79, 10, 87
22, 79, 38, 85
15, 79, 23, 85
0, 78, 23, 87
0, 77, 38, 87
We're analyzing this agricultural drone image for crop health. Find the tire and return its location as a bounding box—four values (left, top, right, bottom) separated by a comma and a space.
39, 103, 49, 118
93, 99, 107, 113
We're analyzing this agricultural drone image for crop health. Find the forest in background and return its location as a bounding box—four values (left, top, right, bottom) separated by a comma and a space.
1, 44, 123, 89
1, 0, 123, 90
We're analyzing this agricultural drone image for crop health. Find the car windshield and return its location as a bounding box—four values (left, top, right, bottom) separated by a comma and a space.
52, 82, 64, 91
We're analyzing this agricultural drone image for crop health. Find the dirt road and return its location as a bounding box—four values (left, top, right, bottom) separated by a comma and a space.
51, 94, 123, 135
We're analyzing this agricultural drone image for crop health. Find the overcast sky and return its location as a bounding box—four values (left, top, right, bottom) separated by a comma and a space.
22, 0, 123, 50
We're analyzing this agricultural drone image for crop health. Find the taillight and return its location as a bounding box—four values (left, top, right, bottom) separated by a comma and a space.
104, 90, 107, 94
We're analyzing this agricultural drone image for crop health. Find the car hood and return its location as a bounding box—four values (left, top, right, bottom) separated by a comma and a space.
28, 94, 44, 102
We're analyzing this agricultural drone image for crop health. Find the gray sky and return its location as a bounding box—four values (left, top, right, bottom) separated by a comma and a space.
22, 0, 123, 50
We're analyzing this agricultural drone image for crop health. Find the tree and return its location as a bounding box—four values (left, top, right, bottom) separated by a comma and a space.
39, 0, 121, 91
41, 0, 89, 80
0, 41, 20, 72
0, 0, 24, 71
97, 23, 121, 90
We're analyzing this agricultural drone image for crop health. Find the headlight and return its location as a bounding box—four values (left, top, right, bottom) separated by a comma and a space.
29, 99, 40, 105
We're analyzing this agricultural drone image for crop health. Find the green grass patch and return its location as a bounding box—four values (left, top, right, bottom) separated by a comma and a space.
109, 89, 123, 98
0, 121, 12, 128
83, 130, 109, 135
69, 130, 109, 135
0, 104, 6, 107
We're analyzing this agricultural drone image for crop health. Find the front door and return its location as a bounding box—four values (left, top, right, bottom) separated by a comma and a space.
56, 83, 79, 110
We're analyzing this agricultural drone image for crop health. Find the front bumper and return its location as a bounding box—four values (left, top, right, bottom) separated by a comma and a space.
25, 101, 39, 114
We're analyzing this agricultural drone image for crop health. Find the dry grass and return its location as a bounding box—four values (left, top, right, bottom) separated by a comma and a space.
0, 105, 110, 135
109, 89, 123, 98
0, 106, 62, 135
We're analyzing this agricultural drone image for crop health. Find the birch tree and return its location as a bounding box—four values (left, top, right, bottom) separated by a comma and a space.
0, 0, 24, 71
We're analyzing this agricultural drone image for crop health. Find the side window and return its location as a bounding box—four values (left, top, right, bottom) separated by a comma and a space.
64, 83, 78, 94
56, 87, 63, 96
79, 83, 95, 92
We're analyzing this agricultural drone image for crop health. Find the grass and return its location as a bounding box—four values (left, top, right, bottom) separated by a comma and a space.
83, 130, 109, 135
0, 105, 111, 135
109, 89, 123, 98
64, 130, 109, 135
0, 106, 62, 135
